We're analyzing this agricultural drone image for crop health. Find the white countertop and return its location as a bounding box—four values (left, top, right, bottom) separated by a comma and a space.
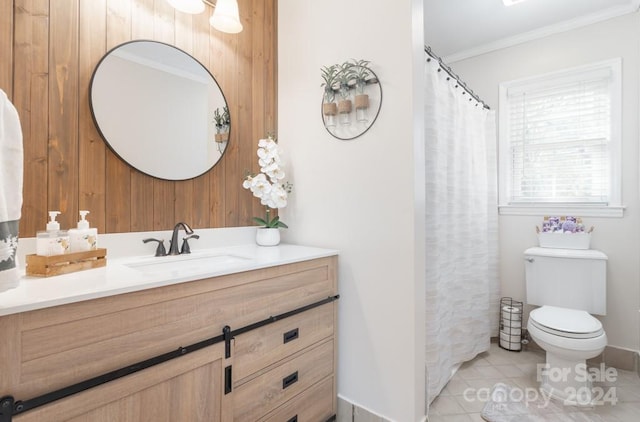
0, 228, 338, 317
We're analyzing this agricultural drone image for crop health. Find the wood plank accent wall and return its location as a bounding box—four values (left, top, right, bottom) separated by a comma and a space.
0, 0, 277, 237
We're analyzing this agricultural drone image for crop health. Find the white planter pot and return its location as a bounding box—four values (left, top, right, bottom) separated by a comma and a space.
255, 227, 280, 246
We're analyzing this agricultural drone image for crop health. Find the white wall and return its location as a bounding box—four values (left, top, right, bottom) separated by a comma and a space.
278, 1, 425, 421
450, 12, 640, 351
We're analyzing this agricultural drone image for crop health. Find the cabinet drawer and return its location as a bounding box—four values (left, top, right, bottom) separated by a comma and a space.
234, 303, 334, 383
259, 376, 334, 422
12, 344, 225, 422
232, 339, 334, 421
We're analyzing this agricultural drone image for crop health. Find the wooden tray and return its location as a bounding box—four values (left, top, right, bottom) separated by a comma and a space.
26, 248, 107, 277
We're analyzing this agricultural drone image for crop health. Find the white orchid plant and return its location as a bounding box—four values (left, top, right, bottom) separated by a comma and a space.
242, 135, 293, 229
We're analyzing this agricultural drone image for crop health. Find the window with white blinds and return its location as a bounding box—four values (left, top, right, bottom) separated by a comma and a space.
498, 59, 622, 215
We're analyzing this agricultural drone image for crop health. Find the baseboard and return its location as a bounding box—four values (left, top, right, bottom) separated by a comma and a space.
337, 395, 394, 422
336, 395, 428, 422
611, 346, 638, 372
583, 345, 638, 371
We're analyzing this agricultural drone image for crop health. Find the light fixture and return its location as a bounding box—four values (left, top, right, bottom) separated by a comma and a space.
502, 0, 529, 5
209, 0, 243, 34
166, 0, 243, 34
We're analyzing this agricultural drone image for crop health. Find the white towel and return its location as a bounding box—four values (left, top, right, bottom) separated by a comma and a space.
0, 89, 23, 292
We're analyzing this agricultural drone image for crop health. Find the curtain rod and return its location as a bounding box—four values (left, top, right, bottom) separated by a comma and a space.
424, 45, 490, 110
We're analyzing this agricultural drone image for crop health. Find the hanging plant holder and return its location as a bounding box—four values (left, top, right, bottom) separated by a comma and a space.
215, 132, 229, 143
319, 59, 382, 140
355, 94, 369, 110
323, 102, 337, 116
338, 99, 352, 114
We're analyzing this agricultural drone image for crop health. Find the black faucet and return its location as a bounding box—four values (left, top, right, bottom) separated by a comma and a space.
168, 222, 194, 255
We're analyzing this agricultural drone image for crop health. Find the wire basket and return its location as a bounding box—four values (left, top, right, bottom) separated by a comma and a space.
499, 297, 523, 352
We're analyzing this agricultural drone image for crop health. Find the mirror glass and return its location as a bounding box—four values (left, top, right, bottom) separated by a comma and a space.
90, 40, 229, 180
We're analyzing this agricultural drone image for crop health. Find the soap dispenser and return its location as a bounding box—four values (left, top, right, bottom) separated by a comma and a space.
69, 210, 98, 252
36, 211, 70, 256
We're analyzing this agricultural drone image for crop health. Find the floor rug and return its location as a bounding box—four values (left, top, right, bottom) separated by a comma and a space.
481, 383, 605, 422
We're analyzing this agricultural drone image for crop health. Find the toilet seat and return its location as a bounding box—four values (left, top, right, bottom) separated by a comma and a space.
530, 306, 604, 339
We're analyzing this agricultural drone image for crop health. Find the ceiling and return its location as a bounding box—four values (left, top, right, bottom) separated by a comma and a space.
424, 0, 640, 62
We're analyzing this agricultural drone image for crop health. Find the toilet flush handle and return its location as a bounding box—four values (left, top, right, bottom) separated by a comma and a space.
525, 257, 535, 263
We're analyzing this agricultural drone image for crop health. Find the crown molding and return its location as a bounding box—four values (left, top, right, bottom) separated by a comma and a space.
444, 0, 640, 63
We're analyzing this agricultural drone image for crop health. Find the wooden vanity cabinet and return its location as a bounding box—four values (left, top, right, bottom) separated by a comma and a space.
0, 256, 338, 422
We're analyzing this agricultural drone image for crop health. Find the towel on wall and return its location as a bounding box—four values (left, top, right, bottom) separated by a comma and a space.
0, 89, 23, 292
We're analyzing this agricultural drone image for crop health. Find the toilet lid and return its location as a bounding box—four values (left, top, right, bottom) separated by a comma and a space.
530, 306, 604, 339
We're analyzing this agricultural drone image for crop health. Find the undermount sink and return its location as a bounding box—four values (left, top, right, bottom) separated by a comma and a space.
123, 250, 251, 277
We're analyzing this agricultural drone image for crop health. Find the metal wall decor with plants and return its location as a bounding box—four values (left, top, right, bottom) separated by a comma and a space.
320, 59, 382, 140
213, 105, 230, 153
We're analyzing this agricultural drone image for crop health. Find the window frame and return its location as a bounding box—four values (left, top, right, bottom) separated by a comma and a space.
498, 58, 623, 218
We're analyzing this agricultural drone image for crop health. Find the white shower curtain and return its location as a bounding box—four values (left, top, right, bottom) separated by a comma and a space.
424, 57, 500, 406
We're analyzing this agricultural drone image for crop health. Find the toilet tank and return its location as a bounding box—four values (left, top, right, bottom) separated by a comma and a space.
524, 247, 607, 315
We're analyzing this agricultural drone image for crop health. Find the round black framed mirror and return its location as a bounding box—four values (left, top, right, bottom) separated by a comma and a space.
90, 40, 229, 180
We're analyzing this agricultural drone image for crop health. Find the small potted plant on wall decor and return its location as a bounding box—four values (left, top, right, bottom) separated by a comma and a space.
336, 61, 356, 125
242, 135, 293, 246
321, 64, 339, 127
223, 105, 230, 132
352, 59, 372, 122
213, 106, 230, 144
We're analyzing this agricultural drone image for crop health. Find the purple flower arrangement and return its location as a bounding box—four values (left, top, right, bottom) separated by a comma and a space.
541, 216, 585, 233
537, 216, 593, 249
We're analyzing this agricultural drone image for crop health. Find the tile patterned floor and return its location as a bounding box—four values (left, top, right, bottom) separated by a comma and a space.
428, 343, 640, 421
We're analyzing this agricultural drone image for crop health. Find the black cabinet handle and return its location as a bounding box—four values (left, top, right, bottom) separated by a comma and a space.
282, 371, 299, 390
224, 366, 232, 394
286, 416, 298, 422
283, 328, 299, 344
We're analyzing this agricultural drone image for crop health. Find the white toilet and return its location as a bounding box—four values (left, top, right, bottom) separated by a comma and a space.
524, 247, 608, 406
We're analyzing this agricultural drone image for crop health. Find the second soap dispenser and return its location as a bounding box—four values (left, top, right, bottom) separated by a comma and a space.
69, 210, 98, 252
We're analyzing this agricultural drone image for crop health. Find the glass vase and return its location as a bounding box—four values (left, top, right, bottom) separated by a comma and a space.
323, 101, 337, 128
